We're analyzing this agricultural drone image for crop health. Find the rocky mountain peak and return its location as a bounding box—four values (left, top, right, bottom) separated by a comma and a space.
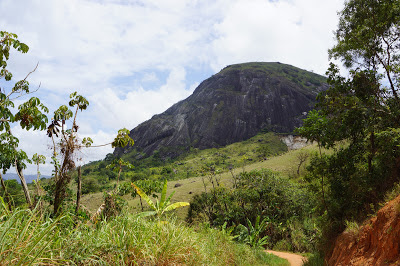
114, 62, 327, 159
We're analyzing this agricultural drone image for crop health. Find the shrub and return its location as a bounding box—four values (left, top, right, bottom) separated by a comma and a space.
82, 176, 100, 194
187, 169, 316, 251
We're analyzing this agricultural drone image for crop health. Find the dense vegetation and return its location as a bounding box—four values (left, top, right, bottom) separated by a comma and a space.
187, 169, 318, 252
0, 203, 288, 265
297, 0, 400, 256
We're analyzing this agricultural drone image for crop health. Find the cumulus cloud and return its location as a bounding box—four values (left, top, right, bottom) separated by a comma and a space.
211, 0, 344, 75
90, 67, 194, 130
0, 0, 222, 92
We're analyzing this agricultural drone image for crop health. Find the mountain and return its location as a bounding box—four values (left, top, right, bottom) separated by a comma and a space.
114, 62, 327, 159
3, 173, 51, 184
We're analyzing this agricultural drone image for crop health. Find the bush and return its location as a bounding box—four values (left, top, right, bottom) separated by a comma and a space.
82, 177, 100, 194
187, 169, 317, 252
0, 179, 26, 208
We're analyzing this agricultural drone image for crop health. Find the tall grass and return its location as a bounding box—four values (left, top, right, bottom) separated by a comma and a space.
0, 198, 287, 265
0, 198, 65, 265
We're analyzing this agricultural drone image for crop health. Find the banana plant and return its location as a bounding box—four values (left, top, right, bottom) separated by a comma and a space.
132, 179, 189, 218
246, 215, 269, 248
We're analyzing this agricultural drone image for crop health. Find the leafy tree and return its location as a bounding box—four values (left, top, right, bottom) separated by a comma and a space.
47, 92, 134, 215
0, 31, 48, 207
329, 0, 400, 100
32, 153, 46, 211
298, 0, 400, 236
81, 176, 100, 195
47, 92, 89, 215
0, 179, 26, 208
106, 158, 133, 187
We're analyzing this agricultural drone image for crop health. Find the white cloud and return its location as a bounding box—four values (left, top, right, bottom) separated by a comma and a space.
90, 67, 193, 130
211, 0, 344, 75
0, 0, 222, 92
9, 125, 54, 176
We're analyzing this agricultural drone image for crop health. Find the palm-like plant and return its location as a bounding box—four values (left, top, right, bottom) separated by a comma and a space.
246, 215, 269, 248
132, 179, 189, 218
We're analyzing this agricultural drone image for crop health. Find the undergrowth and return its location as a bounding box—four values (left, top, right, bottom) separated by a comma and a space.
0, 201, 287, 265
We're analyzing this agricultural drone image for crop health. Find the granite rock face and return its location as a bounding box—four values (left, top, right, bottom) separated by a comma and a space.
114, 62, 327, 159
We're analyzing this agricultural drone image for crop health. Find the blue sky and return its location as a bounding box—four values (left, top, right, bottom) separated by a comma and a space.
1, 0, 344, 175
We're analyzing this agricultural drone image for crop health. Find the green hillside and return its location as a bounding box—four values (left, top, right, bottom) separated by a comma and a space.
78, 131, 287, 194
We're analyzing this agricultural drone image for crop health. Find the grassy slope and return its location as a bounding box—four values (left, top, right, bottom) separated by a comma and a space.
81, 141, 324, 220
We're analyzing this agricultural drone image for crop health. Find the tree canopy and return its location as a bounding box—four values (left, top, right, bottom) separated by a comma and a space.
298, 0, 400, 236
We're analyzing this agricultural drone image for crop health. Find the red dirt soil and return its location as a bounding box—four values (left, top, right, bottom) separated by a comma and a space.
266, 250, 306, 266
327, 194, 400, 265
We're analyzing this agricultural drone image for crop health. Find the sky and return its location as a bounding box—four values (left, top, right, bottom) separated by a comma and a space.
1, 0, 345, 175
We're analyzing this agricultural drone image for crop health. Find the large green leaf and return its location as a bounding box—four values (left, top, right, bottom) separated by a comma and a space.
132, 183, 156, 211
159, 179, 168, 209
163, 202, 190, 213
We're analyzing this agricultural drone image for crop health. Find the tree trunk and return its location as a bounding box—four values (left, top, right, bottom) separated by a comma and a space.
0, 172, 12, 211
139, 197, 144, 211
15, 164, 32, 208
35, 162, 44, 214
75, 166, 82, 214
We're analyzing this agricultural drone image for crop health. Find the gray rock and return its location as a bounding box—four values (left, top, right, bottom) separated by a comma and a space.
114, 62, 326, 159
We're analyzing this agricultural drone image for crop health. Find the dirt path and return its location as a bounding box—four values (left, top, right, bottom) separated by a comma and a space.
265, 250, 307, 266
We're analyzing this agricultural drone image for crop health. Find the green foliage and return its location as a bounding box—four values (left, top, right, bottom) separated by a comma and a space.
112, 128, 134, 148
0, 31, 29, 81
243, 215, 270, 248
48, 92, 91, 215
0, 200, 279, 265
132, 179, 189, 218
131, 179, 162, 198
0, 31, 49, 206
0, 200, 65, 265
297, 0, 400, 251
32, 153, 46, 166
329, 0, 400, 82
188, 169, 316, 252
78, 132, 287, 197
0, 179, 25, 207
82, 176, 100, 194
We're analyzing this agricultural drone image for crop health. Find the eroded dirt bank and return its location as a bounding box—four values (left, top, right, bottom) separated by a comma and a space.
327, 194, 400, 265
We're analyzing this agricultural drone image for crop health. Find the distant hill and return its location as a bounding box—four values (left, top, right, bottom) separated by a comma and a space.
3, 173, 51, 184
114, 62, 327, 159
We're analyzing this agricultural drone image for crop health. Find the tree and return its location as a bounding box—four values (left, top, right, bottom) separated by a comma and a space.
32, 153, 46, 212
329, 0, 400, 100
0, 31, 48, 207
298, 0, 400, 230
106, 158, 133, 187
47, 92, 89, 215
47, 93, 134, 215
